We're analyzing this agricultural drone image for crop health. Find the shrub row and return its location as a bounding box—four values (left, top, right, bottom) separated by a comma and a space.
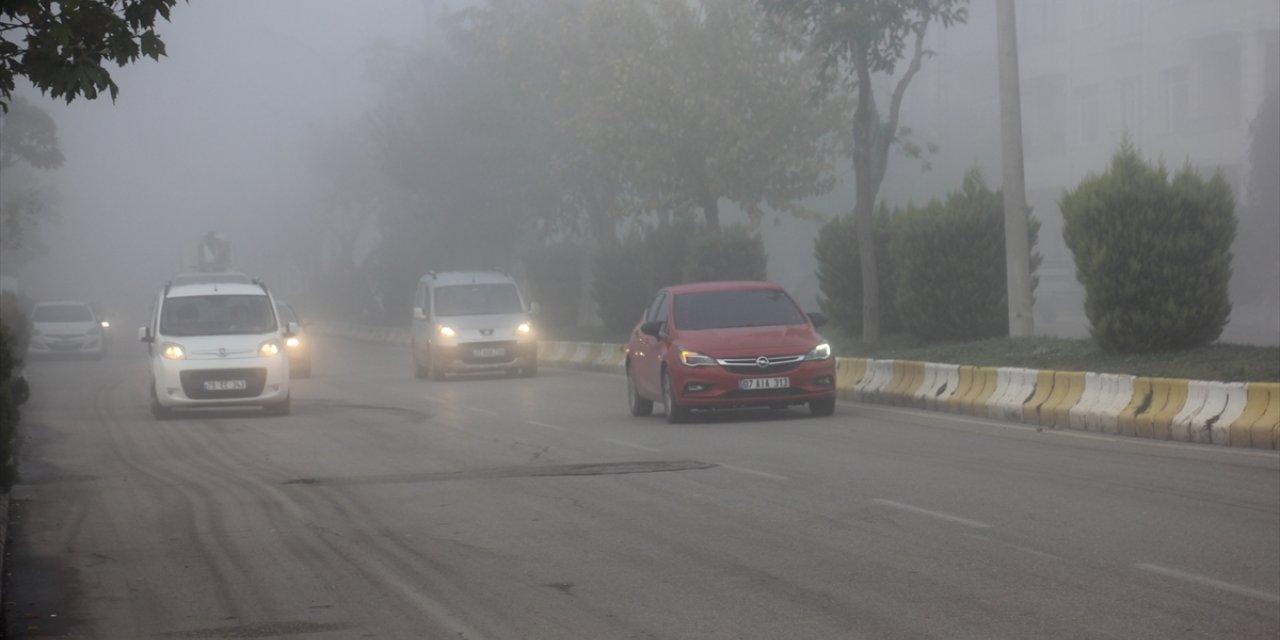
817, 170, 1040, 343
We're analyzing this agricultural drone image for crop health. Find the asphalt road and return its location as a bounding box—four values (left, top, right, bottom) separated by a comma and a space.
5, 334, 1278, 639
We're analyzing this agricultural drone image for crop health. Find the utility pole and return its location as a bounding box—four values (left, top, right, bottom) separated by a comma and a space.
997, 0, 1035, 338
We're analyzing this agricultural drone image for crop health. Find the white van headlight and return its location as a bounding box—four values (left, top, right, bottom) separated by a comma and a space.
259, 340, 281, 357
517, 322, 532, 335
437, 325, 456, 338
162, 342, 186, 360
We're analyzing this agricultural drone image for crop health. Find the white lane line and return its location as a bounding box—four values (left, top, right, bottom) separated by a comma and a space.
871, 498, 993, 529
717, 464, 788, 481
1135, 563, 1280, 604
469, 407, 499, 416
527, 420, 568, 432
606, 438, 662, 452
961, 533, 1066, 561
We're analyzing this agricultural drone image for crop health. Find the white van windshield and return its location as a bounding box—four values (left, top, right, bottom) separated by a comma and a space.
161, 295, 277, 336
433, 283, 523, 316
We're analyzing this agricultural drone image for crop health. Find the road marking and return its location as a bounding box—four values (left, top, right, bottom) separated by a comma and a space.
527, 420, 568, 432
717, 464, 788, 481
606, 438, 662, 452
469, 407, 499, 416
871, 498, 993, 529
1135, 564, 1280, 604
961, 532, 1066, 561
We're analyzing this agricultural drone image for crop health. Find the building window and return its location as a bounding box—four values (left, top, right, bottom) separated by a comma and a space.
1077, 84, 1101, 145
1113, 0, 1141, 38
1116, 75, 1143, 143
1160, 66, 1190, 132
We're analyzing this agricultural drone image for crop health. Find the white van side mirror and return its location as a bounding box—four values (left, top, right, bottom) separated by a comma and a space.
413, 306, 427, 320
138, 326, 153, 343
529, 301, 540, 315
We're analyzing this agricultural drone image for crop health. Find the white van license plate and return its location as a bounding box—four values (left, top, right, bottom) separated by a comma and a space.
739, 377, 789, 390
474, 347, 506, 358
204, 380, 247, 391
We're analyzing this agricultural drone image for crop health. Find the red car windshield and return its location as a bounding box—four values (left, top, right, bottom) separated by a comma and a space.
673, 289, 806, 330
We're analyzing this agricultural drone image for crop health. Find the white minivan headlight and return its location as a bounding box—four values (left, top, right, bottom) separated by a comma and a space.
162, 342, 186, 360
259, 340, 281, 357
517, 322, 532, 334
437, 325, 456, 338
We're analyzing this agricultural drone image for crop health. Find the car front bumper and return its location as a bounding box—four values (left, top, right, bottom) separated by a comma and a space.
667, 359, 836, 409
154, 356, 289, 407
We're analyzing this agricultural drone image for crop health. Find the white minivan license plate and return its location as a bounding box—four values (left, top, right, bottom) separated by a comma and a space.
739, 377, 789, 391
204, 379, 247, 391
474, 347, 506, 358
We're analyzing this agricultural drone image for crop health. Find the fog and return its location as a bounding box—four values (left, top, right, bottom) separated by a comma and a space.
2, 0, 1277, 343
2, 0, 429, 325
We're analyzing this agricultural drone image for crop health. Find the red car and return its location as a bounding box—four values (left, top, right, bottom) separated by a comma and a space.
625, 281, 837, 423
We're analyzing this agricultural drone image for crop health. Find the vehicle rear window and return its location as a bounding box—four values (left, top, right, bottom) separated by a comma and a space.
33, 304, 94, 322
673, 289, 806, 330
161, 295, 277, 336
433, 283, 523, 316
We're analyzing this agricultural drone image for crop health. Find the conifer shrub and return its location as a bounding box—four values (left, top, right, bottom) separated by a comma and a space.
1061, 144, 1236, 352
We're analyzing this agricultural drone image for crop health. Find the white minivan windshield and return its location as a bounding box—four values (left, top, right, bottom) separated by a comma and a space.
161, 295, 277, 336
433, 283, 523, 316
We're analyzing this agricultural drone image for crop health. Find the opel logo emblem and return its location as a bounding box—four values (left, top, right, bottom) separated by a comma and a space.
218, 348, 227, 357
756, 356, 770, 368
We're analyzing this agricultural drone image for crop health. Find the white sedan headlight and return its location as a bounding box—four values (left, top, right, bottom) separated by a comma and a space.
805, 342, 832, 360
285, 336, 301, 348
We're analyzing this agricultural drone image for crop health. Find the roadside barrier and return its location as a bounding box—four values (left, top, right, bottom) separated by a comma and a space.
317, 322, 1279, 450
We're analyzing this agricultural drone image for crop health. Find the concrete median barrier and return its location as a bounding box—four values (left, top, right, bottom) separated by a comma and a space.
319, 323, 1279, 449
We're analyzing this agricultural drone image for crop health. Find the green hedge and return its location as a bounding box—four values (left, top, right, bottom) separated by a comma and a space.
522, 241, 584, 332
593, 221, 768, 333
889, 170, 1040, 341
1061, 144, 1235, 353
0, 292, 30, 493
814, 205, 898, 337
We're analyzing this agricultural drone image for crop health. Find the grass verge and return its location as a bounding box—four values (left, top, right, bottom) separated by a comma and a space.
827, 332, 1279, 383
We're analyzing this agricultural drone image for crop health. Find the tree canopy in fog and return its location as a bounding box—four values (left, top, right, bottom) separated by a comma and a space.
758, 0, 968, 343
0, 0, 178, 110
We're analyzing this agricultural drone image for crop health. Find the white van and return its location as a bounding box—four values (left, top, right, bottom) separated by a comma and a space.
411, 271, 537, 380
140, 279, 296, 419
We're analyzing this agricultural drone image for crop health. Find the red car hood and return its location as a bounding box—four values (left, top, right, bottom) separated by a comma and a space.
674, 325, 822, 358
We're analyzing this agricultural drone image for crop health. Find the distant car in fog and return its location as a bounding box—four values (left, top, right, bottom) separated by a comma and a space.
274, 301, 311, 378
29, 301, 106, 358
171, 271, 254, 286
140, 280, 296, 419
411, 271, 538, 380
625, 281, 836, 423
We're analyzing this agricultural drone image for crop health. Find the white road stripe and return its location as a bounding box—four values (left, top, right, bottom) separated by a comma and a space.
871, 498, 993, 529
961, 532, 1066, 561
606, 438, 662, 452
718, 464, 788, 481
527, 420, 568, 432
1135, 564, 1280, 604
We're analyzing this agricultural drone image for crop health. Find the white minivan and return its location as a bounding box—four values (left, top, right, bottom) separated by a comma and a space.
411, 271, 538, 380
140, 279, 296, 419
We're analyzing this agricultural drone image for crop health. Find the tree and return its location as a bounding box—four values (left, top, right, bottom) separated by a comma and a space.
1, 0, 177, 110
624, 0, 842, 230
758, 0, 968, 343
0, 95, 62, 263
